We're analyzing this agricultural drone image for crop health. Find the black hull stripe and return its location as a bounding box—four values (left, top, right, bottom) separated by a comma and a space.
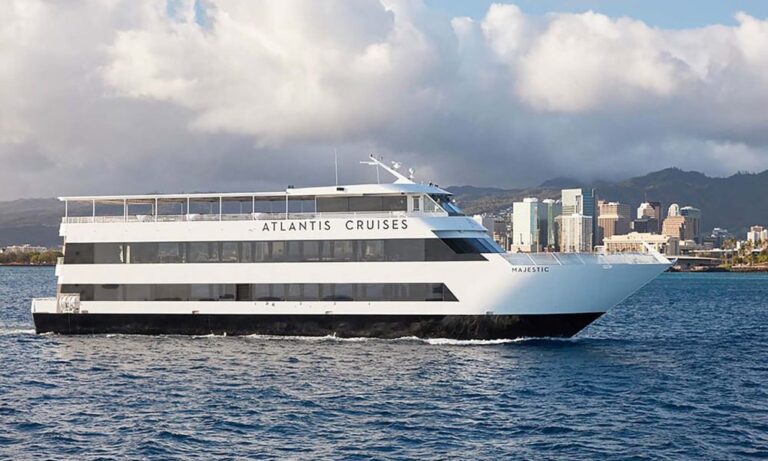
33, 313, 603, 340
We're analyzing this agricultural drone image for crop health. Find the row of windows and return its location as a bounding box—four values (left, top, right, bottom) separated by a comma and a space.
63, 238, 502, 264
60, 283, 458, 302
316, 196, 408, 213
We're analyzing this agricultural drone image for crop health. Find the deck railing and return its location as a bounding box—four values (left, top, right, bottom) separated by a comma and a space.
62, 210, 445, 224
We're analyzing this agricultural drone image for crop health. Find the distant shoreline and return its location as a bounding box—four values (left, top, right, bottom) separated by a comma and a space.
0, 263, 55, 267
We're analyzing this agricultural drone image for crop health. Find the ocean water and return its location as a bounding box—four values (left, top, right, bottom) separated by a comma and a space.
1, 267, 767, 460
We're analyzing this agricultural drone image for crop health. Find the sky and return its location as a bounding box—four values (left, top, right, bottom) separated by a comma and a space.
3, 0, 768, 200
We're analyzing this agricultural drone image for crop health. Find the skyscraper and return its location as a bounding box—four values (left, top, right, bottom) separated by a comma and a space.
539, 199, 562, 250
634, 201, 662, 234
597, 201, 631, 245
679, 206, 702, 244
558, 214, 593, 253
511, 198, 539, 252
561, 188, 596, 246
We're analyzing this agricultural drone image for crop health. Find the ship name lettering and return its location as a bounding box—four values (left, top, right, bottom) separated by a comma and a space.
345, 218, 408, 231
261, 220, 331, 232
510, 266, 550, 273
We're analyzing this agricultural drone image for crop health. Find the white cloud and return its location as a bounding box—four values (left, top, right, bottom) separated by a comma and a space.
2, 0, 768, 200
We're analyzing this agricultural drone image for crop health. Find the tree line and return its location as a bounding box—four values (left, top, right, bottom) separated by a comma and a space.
0, 250, 63, 265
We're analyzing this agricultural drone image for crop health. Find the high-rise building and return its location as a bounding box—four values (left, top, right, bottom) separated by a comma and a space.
539, 199, 562, 250
668, 203, 680, 217
558, 213, 593, 253
636, 201, 662, 220
511, 198, 539, 252
631, 218, 659, 234
747, 226, 767, 246
597, 201, 631, 245
679, 206, 702, 244
662, 215, 694, 241
635, 201, 662, 233
561, 188, 596, 246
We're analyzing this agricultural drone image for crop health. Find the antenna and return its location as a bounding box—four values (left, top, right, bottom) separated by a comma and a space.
360, 154, 415, 184
334, 148, 339, 186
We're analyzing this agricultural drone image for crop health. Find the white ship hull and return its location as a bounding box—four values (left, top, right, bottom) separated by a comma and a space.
31, 160, 670, 339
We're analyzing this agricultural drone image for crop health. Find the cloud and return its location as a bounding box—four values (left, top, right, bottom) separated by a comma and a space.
2, 0, 768, 200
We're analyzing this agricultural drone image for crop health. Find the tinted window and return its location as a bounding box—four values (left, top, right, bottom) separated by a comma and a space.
63, 238, 492, 264
60, 283, 458, 302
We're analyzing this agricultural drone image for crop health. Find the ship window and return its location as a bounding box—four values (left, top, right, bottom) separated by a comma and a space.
93, 243, 124, 264
59, 283, 458, 302
239, 242, 254, 263
349, 196, 381, 212
382, 196, 407, 211
236, 284, 251, 301
63, 238, 492, 264
187, 242, 219, 263
285, 241, 302, 262
303, 240, 321, 261
130, 243, 159, 263
333, 240, 355, 261
385, 239, 425, 261
270, 241, 285, 260
316, 196, 407, 213
317, 197, 349, 212
221, 242, 239, 263
411, 196, 420, 212
361, 240, 385, 261
429, 195, 464, 216
288, 198, 315, 213
63, 243, 93, 264
158, 243, 183, 263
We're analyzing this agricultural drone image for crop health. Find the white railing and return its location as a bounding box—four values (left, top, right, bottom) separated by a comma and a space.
56, 293, 80, 313
502, 252, 663, 266
61, 210, 445, 224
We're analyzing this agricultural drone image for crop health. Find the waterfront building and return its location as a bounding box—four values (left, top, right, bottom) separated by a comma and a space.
539, 199, 562, 250
707, 228, 732, 248
747, 226, 768, 246
561, 188, 596, 247
680, 206, 702, 244
3, 244, 49, 254
511, 198, 539, 252
558, 213, 593, 253
597, 201, 631, 245
603, 232, 680, 256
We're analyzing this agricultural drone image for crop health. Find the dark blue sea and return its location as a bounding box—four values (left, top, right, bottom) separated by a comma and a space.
1, 267, 767, 460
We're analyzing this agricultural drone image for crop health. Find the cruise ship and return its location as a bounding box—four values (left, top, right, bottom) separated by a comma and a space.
31, 157, 670, 339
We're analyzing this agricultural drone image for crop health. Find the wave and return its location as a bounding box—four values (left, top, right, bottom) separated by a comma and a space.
242, 334, 534, 346
0, 327, 36, 336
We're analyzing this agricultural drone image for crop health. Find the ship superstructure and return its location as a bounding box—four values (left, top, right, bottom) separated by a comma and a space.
31, 157, 670, 339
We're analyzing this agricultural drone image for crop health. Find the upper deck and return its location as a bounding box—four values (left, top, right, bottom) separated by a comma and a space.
60, 158, 463, 224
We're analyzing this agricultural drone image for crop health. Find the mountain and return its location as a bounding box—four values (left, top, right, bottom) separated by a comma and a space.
448, 167, 768, 235
0, 167, 766, 247
0, 198, 62, 247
